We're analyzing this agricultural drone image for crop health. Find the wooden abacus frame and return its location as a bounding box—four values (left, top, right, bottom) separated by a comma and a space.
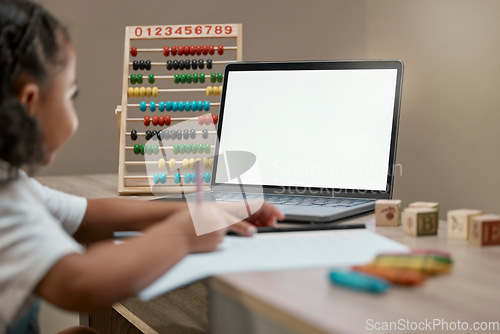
118, 24, 242, 194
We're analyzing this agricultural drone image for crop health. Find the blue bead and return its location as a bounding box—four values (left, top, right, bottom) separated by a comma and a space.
191, 101, 197, 111
140, 101, 147, 112
150, 102, 156, 112
159, 101, 165, 112
185, 173, 191, 184
160, 173, 167, 184
204, 101, 210, 111
184, 101, 191, 111
191, 173, 196, 183
197, 101, 203, 111
166, 101, 172, 111
172, 102, 178, 111
153, 173, 160, 184
205, 172, 211, 183
178, 101, 184, 111
174, 173, 181, 184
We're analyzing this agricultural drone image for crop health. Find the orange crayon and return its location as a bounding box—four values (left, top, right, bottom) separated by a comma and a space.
351, 264, 427, 286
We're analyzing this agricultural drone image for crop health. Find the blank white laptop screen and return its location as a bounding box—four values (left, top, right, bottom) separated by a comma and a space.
216, 68, 398, 191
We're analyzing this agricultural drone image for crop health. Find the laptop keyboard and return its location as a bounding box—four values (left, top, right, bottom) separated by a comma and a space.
205, 192, 373, 207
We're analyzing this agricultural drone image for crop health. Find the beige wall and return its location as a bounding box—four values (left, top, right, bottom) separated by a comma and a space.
35, 0, 499, 218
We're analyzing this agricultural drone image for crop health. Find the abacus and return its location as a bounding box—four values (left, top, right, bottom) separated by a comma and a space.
118, 24, 242, 194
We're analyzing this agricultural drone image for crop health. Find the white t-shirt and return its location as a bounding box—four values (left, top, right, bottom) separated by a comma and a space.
0, 164, 86, 331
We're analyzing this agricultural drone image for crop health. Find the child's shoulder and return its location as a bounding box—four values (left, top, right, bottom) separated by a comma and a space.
0, 167, 46, 216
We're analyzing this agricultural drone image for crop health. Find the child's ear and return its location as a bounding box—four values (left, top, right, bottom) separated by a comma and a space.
18, 83, 40, 116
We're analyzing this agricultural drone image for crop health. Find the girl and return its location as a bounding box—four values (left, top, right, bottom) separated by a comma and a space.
0, 1, 284, 333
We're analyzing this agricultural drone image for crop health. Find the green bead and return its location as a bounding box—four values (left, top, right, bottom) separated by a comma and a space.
180, 74, 186, 83
191, 145, 197, 154
179, 145, 186, 154
130, 74, 137, 84
185, 144, 192, 154
198, 144, 204, 153
205, 144, 211, 153
146, 145, 153, 155
153, 145, 159, 154
133, 144, 140, 155
200, 73, 205, 83
193, 73, 199, 83
174, 74, 180, 84
173, 144, 179, 154
186, 74, 192, 83
210, 73, 216, 83
148, 74, 155, 84
217, 73, 223, 83
137, 74, 143, 84
140, 144, 145, 155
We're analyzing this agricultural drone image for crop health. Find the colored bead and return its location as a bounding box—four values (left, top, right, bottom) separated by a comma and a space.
151, 130, 158, 140
196, 45, 202, 55
159, 101, 165, 111
183, 158, 189, 169
145, 60, 151, 70
202, 45, 208, 55
207, 59, 213, 69
198, 115, 204, 125
204, 101, 210, 111
183, 45, 189, 55
165, 115, 171, 126
139, 101, 146, 111
173, 60, 179, 70
127, 87, 134, 97
153, 145, 159, 154
133, 87, 140, 97
210, 73, 216, 83
209, 157, 213, 167
130, 74, 137, 84
180, 74, 186, 83
146, 87, 152, 97
218, 86, 223, 95
172, 101, 178, 111
185, 144, 192, 154
208, 45, 215, 55
191, 60, 198, 70
131, 46, 138, 57
131, 130, 138, 141
145, 130, 152, 140
179, 145, 186, 154
153, 173, 160, 184
171, 46, 177, 56
191, 173, 197, 183
159, 158, 166, 169
205, 114, 212, 125
185, 100, 191, 111
197, 101, 204, 111
190, 129, 196, 139
166, 101, 172, 111
137, 74, 143, 84
133, 60, 139, 70
166, 60, 173, 70
199, 73, 205, 83
160, 173, 167, 184
174, 74, 180, 84
192, 73, 199, 83
176, 130, 182, 139
203, 158, 209, 168
198, 59, 204, 69
133, 144, 140, 155
202, 129, 208, 139
148, 74, 155, 84
205, 144, 211, 153
179, 61, 185, 70
169, 158, 176, 169
190, 45, 195, 55
159, 116, 165, 126
189, 101, 196, 111
198, 144, 204, 153
173, 144, 179, 154
205, 172, 211, 183
186, 74, 192, 83
212, 114, 218, 124
184, 60, 191, 70
217, 73, 223, 82
174, 173, 181, 184
196, 158, 202, 166
163, 46, 169, 57
178, 45, 184, 56
162, 130, 170, 140
190, 158, 195, 168
146, 145, 153, 155
140, 144, 145, 155
139, 60, 145, 70
152, 87, 159, 97
185, 173, 191, 184
150, 102, 156, 112
157, 130, 162, 140
178, 101, 185, 111
183, 129, 189, 140
144, 116, 150, 126
139, 87, 146, 97
152, 115, 159, 126
217, 45, 224, 55
191, 144, 197, 154
206, 86, 213, 96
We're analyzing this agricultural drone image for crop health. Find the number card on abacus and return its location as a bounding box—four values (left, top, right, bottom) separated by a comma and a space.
117, 24, 242, 194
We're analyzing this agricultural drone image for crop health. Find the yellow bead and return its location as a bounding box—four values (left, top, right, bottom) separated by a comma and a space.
196, 158, 202, 166
140, 87, 146, 97
182, 158, 189, 169
146, 87, 152, 97
127, 87, 134, 97
169, 158, 176, 169
158, 158, 165, 169
189, 158, 195, 168
133, 87, 140, 97
203, 158, 209, 168
213, 87, 219, 96
209, 157, 213, 167
152, 87, 159, 97
206, 86, 213, 96
218, 86, 223, 95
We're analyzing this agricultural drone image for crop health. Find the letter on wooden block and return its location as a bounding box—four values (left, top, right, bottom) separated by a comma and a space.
469, 215, 500, 246
403, 208, 438, 237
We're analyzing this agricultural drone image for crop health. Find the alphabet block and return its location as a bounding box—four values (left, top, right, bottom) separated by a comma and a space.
447, 209, 482, 240
409, 202, 440, 217
469, 214, 500, 246
375, 200, 402, 226
403, 208, 439, 237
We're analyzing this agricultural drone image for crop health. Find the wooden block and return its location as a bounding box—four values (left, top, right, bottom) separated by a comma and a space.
469, 214, 500, 246
447, 209, 483, 240
402, 208, 439, 237
409, 201, 440, 216
375, 200, 402, 226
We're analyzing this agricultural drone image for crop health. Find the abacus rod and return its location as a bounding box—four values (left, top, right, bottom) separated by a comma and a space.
129, 60, 236, 66
135, 46, 238, 52
128, 75, 223, 80
125, 131, 217, 135
123, 175, 210, 180
125, 145, 215, 150
127, 103, 221, 107
126, 117, 201, 122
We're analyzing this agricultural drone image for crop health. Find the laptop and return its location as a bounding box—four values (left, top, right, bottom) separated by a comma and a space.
194, 60, 403, 223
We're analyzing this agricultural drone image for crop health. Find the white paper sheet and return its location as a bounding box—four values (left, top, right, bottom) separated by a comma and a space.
139, 230, 408, 300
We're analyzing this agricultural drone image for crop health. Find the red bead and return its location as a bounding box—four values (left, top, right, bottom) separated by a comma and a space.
178, 45, 184, 55
144, 116, 150, 126
204, 114, 211, 125
182, 45, 189, 55
190, 45, 196, 55
159, 116, 165, 126
208, 45, 215, 55
165, 115, 171, 126
198, 115, 204, 125
163, 46, 170, 57
217, 45, 224, 55
202, 45, 208, 55
196, 45, 202, 55
171, 46, 177, 56
130, 47, 138, 57
212, 114, 218, 124
152, 116, 159, 126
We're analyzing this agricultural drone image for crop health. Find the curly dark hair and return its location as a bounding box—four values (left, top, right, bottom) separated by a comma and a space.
0, 0, 69, 181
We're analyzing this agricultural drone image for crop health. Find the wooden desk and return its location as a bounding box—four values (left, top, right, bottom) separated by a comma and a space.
37, 174, 500, 334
